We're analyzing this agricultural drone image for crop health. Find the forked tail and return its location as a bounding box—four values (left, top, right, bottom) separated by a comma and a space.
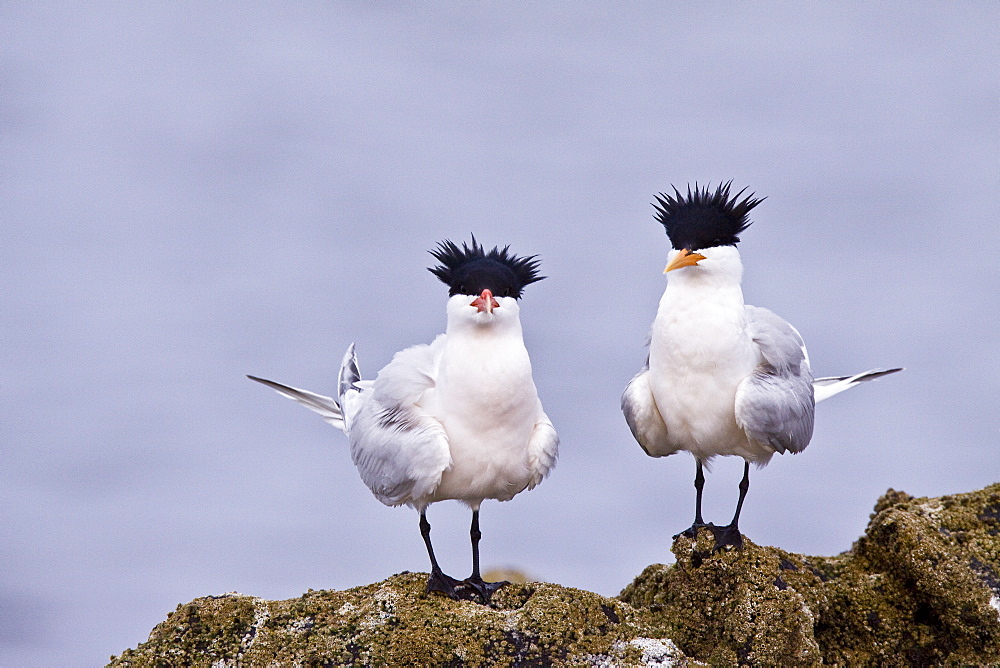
336, 343, 366, 432
813, 367, 903, 403
247, 343, 364, 434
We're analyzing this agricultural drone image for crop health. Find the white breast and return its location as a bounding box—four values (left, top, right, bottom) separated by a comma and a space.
647, 248, 766, 462
421, 300, 543, 505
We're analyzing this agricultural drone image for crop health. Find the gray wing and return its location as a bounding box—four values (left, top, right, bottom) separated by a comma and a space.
249, 339, 451, 508
347, 337, 451, 508
735, 306, 815, 454
622, 361, 673, 457
525, 411, 559, 490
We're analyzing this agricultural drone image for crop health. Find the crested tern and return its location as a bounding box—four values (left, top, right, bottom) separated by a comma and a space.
250, 237, 558, 602
622, 183, 901, 550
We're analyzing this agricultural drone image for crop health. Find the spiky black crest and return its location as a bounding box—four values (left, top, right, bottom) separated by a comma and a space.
428, 236, 544, 299
653, 181, 764, 251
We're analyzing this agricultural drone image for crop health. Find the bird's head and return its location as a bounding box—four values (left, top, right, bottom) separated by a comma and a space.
429, 236, 544, 327
653, 181, 764, 276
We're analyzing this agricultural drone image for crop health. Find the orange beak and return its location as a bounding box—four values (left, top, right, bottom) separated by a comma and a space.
471, 288, 500, 313
664, 248, 706, 273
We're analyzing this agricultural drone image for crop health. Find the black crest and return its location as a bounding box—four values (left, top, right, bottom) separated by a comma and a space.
652, 181, 764, 251
428, 236, 544, 299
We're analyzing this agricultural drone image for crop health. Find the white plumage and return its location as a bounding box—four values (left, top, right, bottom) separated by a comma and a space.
622, 183, 900, 550
250, 238, 556, 602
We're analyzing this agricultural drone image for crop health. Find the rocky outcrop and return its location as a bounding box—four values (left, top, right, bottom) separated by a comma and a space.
621, 483, 1000, 665
109, 483, 1000, 666
107, 574, 698, 666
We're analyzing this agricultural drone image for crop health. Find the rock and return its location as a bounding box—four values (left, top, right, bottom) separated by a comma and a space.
107, 573, 700, 667
109, 484, 1000, 666
620, 534, 824, 665
620, 482, 1000, 665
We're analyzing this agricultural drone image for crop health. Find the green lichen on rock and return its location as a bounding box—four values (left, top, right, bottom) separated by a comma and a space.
109, 484, 1000, 667
108, 572, 699, 667
620, 483, 1000, 666
620, 532, 824, 665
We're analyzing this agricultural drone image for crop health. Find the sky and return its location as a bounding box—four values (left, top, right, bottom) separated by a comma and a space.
2, 3, 998, 665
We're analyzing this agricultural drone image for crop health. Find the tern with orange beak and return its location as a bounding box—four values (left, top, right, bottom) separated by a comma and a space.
622, 183, 900, 551
249, 237, 557, 603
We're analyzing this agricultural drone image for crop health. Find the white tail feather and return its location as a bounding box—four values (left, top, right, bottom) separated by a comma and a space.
813, 367, 903, 403
247, 375, 346, 432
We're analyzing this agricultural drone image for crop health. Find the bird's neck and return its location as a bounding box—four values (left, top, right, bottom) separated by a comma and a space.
444, 294, 524, 340
445, 314, 523, 342
652, 248, 752, 366
662, 273, 746, 307
438, 314, 534, 416
442, 302, 529, 379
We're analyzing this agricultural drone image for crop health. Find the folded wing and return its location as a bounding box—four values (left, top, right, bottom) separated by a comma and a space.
735, 306, 816, 455
525, 411, 559, 489
347, 337, 452, 507
622, 359, 672, 458
249, 338, 452, 508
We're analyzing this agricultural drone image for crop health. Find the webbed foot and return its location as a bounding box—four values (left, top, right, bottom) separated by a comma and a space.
709, 523, 744, 552
425, 569, 463, 599
454, 576, 510, 604
673, 521, 712, 541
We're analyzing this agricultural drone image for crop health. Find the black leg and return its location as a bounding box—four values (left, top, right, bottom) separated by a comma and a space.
694, 459, 706, 526
455, 509, 509, 604
420, 511, 461, 598
731, 460, 750, 526
470, 509, 483, 580
673, 459, 711, 541
710, 460, 749, 551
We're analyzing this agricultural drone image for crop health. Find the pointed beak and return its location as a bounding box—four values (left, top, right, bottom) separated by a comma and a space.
471, 288, 500, 313
664, 248, 706, 273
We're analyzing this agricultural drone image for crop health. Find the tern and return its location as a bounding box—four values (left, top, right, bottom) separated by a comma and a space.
249, 238, 558, 603
622, 183, 901, 551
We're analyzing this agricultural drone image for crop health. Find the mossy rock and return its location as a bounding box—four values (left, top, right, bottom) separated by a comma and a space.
110, 484, 1000, 666
108, 572, 700, 667
620, 483, 1000, 666
620, 533, 824, 665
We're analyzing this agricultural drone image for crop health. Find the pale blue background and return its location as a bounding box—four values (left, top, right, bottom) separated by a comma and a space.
3, 3, 998, 664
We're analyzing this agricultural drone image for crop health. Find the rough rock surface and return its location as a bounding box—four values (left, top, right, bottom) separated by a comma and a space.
110, 484, 1000, 666
107, 573, 698, 666
622, 483, 1000, 665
